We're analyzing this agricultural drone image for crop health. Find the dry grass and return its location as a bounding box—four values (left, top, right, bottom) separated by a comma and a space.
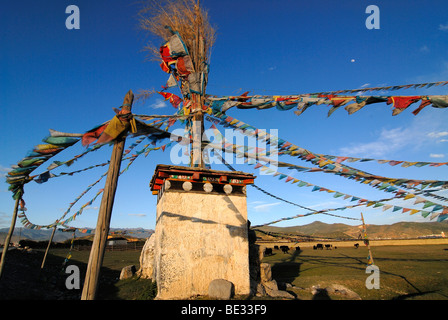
137, 0, 216, 72
134, 88, 156, 105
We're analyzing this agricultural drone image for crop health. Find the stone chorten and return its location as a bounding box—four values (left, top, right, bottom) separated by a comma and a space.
149, 164, 255, 299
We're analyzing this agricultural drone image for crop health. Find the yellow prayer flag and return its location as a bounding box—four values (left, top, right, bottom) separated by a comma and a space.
103, 116, 128, 140
130, 117, 137, 134
404, 193, 416, 200
35, 144, 61, 150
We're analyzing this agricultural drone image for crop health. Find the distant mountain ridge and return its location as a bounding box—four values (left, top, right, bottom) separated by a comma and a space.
2, 221, 448, 244
0, 227, 154, 244
256, 221, 448, 240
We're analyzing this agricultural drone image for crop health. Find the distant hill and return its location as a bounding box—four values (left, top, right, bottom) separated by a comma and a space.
3, 221, 447, 245
0, 227, 154, 245
256, 221, 448, 240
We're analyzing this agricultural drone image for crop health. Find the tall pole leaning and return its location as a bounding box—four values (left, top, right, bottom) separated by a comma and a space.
40, 225, 57, 271
361, 212, 374, 265
81, 90, 134, 300
0, 194, 21, 281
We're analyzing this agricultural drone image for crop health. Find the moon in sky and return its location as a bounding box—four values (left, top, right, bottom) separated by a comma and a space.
351, 59, 356, 63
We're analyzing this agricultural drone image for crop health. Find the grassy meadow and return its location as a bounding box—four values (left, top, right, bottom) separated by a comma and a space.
261, 244, 448, 300
32, 248, 156, 300
3, 242, 447, 300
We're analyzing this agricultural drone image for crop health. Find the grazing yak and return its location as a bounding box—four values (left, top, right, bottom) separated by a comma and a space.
325, 244, 333, 250
264, 247, 273, 256
315, 243, 324, 250
280, 245, 290, 253
354, 243, 359, 249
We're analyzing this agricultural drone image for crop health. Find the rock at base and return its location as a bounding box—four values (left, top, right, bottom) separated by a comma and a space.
258, 263, 294, 299
311, 284, 362, 300
137, 234, 155, 279
208, 279, 235, 300
120, 265, 136, 280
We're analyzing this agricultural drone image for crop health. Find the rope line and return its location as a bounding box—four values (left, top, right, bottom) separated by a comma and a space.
213, 149, 362, 224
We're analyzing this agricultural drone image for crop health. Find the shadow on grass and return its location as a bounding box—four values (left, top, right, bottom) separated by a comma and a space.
0, 249, 155, 300
40, 251, 121, 300
270, 249, 303, 285
392, 290, 442, 300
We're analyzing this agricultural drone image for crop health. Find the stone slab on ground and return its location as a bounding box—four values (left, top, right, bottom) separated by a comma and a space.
208, 279, 235, 300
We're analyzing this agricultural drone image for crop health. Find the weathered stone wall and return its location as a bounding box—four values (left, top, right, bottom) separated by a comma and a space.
153, 190, 250, 300
137, 234, 155, 279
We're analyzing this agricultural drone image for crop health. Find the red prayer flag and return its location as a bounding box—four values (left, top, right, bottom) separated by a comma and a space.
158, 92, 183, 108
82, 124, 107, 146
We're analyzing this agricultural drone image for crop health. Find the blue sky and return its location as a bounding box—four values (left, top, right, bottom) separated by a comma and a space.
1, 0, 448, 231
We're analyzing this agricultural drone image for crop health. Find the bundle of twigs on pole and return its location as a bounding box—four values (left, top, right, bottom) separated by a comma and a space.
138, 0, 215, 71
138, 0, 216, 167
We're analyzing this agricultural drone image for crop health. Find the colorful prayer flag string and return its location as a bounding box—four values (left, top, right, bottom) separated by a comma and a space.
206, 123, 448, 224
299, 80, 448, 96
205, 91, 448, 118
204, 112, 448, 168
17, 138, 171, 230
204, 112, 446, 202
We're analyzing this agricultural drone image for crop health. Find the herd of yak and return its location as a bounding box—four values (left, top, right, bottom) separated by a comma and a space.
264, 243, 360, 256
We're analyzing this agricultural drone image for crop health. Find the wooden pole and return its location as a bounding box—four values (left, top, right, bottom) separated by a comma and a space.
190, 1, 206, 168
40, 225, 57, 271
191, 94, 205, 168
0, 195, 21, 281
361, 212, 374, 265
81, 90, 134, 300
